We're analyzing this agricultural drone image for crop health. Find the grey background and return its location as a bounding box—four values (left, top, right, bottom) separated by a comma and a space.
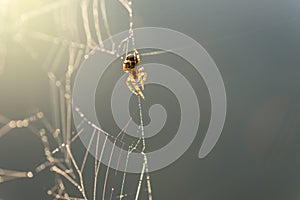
1, 0, 300, 199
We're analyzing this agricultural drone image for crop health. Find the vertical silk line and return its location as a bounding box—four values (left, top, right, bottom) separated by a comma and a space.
135, 96, 153, 200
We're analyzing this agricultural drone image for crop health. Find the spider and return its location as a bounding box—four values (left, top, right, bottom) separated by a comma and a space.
123, 49, 147, 99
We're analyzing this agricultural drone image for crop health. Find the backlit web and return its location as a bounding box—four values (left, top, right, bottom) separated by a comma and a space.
0, 0, 153, 199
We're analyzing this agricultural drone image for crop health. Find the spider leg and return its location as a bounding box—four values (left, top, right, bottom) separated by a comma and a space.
126, 76, 138, 95
136, 71, 143, 90
138, 67, 147, 91
130, 74, 145, 99
140, 72, 147, 91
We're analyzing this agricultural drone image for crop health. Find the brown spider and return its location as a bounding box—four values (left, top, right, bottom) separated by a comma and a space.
123, 49, 147, 99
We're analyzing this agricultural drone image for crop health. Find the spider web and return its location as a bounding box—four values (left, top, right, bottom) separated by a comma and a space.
0, 0, 153, 199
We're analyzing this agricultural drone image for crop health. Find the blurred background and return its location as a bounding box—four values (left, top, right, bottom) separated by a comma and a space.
1, 0, 300, 199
